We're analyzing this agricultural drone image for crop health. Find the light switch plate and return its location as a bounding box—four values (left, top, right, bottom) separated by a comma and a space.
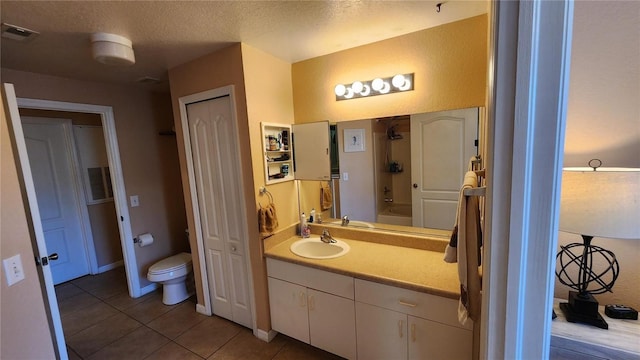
130, 195, 139, 207
3, 254, 25, 286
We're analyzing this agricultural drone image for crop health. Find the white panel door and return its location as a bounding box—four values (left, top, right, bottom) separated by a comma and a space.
187, 96, 252, 327
22, 118, 90, 284
356, 302, 408, 360
408, 315, 472, 360
410, 108, 478, 230
267, 277, 310, 343
308, 289, 356, 359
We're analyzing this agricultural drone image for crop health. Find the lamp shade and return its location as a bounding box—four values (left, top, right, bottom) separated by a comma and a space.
560, 167, 640, 239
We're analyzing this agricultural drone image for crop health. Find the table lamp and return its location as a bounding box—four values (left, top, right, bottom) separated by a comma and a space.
555, 160, 640, 329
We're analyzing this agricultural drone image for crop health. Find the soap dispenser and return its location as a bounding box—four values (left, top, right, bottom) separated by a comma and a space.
300, 212, 310, 238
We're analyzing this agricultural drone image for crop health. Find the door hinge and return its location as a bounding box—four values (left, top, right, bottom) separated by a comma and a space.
474, 139, 478, 147
121, 216, 124, 222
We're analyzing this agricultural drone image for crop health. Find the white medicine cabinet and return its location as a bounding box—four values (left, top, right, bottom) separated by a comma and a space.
261, 121, 330, 185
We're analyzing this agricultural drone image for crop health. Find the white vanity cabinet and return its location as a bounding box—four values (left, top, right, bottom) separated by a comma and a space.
355, 279, 472, 360
266, 259, 356, 359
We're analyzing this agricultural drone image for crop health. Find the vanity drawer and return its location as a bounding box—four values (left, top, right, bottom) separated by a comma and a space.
266, 258, 354, 299
355, 279, 469, 329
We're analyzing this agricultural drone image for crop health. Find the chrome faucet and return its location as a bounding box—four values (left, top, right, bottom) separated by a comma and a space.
341, 215, 350, 226
321, 229, 337, 243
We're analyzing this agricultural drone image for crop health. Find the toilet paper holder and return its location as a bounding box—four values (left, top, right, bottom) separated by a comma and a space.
134, 233, 154, 247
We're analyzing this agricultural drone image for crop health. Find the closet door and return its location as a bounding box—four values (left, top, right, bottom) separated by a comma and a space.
187, 96, 252, 327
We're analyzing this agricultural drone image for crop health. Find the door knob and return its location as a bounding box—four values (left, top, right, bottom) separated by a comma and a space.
413, 183, 418, 188
37, 253, 59, 266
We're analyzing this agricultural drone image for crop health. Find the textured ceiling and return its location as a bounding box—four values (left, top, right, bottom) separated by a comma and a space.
0, 1, 488, 92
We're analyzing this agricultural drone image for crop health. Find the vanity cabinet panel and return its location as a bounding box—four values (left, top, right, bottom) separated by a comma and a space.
355, 279, 472, 360
266, 258, 353, 299
356, 302, 408, 360
355, 278, 470, 329
308, 289, 357, 360
267, 258, 356, 359
267, 277, 309, 343
408, 315, 472, 360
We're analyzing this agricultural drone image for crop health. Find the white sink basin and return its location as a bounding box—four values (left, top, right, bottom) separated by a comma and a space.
290, 237, 350, 259
328, 220, 375, 228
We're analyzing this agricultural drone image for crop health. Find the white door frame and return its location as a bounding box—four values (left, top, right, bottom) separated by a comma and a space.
15, 96, 140, 297
481, 1, 573, 359
21, 117, 96, 281
3, 83, 68, 359
178, 85, 258, 332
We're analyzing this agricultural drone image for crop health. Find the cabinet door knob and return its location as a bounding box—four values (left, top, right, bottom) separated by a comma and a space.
231, 245, 237, 252
413, 183, 418, 189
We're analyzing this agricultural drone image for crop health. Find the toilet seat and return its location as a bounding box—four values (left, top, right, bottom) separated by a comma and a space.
147, 252, 192, 282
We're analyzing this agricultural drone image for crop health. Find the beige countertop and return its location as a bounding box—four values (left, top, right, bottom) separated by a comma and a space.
263, 232, 462, 300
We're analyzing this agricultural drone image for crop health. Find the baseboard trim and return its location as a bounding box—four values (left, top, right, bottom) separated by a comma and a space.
97, 260, 124, 274
196, 303, 211, 316
139, 283, 159, 297
254, 328, 278, 342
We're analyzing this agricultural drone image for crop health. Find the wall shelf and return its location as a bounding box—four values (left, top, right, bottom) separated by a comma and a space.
261, 122, 294, 185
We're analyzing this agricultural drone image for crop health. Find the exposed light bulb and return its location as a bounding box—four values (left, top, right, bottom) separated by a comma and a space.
379, 81, 391, 94
371, 78, 384, 91
392, 74, 406, 89
360, 84, 371, 96
352, 81, 364, 94
334, 84, 347, 97
398, 78, 412, 91
344, 87, 355, 99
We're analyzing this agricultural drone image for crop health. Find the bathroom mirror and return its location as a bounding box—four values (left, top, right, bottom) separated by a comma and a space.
297, 108, 481, 237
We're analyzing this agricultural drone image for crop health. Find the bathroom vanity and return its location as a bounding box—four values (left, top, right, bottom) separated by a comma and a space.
263, 228, 472, 360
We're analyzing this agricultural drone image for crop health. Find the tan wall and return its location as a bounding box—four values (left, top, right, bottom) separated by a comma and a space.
1, 68, 187, 290
88, 202, 122, 266
1, 87, 56, 359
241, 43, 298, 331
292, 15, 488, 123
167, 44, 271, 330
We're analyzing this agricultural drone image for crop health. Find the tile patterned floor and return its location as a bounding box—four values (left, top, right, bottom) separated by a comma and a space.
56, 267, 343, 359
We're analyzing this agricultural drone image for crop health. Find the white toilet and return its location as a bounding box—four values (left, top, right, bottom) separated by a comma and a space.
147, 252, 193, 305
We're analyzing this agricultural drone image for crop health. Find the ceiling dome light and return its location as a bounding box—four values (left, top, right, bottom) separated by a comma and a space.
91, 32, 135, 66
392, 74, 406, 89
351, 81, 364, 94
334, 84, 347, 97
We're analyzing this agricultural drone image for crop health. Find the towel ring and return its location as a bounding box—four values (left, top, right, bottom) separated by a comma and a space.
259, 186, 274, 204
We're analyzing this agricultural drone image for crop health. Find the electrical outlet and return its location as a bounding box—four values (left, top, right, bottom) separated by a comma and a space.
130, 195, 139, 207
3, 254, 25, 286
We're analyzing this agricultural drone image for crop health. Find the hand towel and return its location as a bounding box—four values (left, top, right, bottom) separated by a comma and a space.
258, 203, 278, 237
455, 171, 482, 327
321, 182, 333, 210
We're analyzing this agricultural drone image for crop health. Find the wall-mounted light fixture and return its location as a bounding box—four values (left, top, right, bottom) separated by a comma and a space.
334, 73, 414, 101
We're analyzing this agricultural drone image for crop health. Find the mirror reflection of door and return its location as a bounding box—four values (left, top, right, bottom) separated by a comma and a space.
410, 108, 478, 229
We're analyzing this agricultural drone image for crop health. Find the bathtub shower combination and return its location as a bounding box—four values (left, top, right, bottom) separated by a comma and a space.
376, 203, 412, 226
